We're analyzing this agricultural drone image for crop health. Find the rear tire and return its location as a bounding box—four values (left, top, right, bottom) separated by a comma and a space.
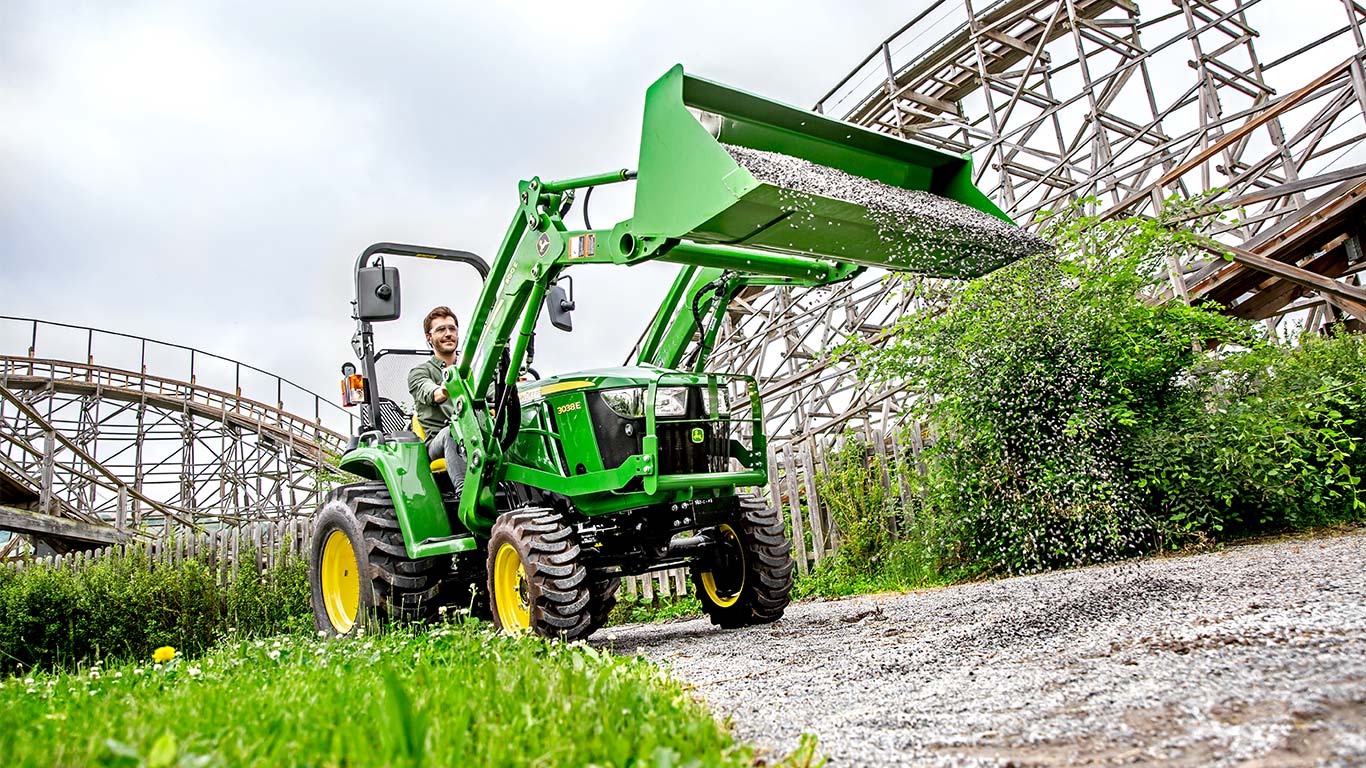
308, 482, 448, 636
486, 509, 592, 640
691, 493, 793, 628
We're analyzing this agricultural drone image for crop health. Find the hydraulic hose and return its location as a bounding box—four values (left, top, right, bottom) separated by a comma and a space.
684, 271, 735, 369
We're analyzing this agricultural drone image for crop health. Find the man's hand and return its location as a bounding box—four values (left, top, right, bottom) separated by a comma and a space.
433, 387, 449, 404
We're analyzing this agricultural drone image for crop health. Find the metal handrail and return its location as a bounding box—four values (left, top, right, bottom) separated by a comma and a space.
2, 356, 347, 452
0, 316, 355, 438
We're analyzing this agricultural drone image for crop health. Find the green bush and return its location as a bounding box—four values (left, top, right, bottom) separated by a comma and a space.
792, 536, 943, 600
836, 203, 1365, 578
796, 440, 943, 598
814, 440, 899, 574
0, 548, 309, 674
1133, 334, 1366, 544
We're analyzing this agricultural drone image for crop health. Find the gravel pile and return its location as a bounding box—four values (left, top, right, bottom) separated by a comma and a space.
723, 144, 1052, 277
601, 530, 1366, 766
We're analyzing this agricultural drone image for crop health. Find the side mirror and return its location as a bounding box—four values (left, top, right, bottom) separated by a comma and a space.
547, 280, 575, 332
356, 265, 401, 321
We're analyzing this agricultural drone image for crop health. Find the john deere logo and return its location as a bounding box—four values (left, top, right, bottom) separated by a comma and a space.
689, 427, 705, 444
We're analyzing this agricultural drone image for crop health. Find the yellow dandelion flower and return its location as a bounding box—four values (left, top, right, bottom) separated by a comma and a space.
152, 646, 176, 663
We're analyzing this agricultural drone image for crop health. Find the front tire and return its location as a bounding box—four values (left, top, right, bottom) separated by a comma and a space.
486, 509, 592, 640
691, 493, 794, 628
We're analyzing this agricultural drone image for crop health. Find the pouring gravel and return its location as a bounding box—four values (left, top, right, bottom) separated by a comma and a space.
600, 529, 1366, 766
723, 143, 1052, 277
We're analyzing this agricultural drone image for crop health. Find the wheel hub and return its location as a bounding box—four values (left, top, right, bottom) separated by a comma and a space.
321, 530, 360, 633
701, 524, 745, 608
493, 543, 531, 630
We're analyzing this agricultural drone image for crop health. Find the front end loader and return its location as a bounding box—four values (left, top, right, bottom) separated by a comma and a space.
308, 65, 1048, 640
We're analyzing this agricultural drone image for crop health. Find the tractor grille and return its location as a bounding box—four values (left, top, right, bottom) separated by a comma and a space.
587, 380, 757, 476
656, 385, 731, 475
657, 419, 728, 474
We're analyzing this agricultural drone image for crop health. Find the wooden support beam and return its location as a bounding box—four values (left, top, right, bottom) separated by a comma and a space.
0, 503, 125, 548
1101, 57, 1355, 220
1219, 164, 1366, 209
1215, 243, 1366, 320
1225, 248, 1348, 320
0, 382, 199, 529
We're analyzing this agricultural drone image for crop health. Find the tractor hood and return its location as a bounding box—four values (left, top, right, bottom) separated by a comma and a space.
518, 365, 720, 403
509, 364, 766, 505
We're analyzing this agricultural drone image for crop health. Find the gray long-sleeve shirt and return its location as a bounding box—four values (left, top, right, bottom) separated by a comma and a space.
407, 355, 456, 440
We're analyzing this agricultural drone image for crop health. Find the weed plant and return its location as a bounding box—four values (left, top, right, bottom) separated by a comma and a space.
796, 441, 945, 598
607, 594, 702, 626
0, 621, 760, 767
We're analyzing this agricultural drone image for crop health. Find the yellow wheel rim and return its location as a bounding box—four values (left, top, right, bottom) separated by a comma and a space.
701, 524, 744, 608
321, 529, 360, 633
492, 543, 531, 631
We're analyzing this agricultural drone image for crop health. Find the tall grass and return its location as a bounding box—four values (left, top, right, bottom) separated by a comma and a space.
0, 622, 760, 767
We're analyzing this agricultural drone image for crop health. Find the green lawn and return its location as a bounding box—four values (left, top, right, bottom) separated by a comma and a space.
0, 621, 762, 767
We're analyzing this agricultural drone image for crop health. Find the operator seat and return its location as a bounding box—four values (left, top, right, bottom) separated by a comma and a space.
409, 414, 448, 474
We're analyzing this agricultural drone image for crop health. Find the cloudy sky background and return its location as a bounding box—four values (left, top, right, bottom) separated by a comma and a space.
1, 1, 928, 414
0, 0, 1350, 423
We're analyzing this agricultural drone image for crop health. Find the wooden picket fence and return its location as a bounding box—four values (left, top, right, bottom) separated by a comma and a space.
777, 418, 932, 575
621, 568, 691, 601
4, 518, 312, 585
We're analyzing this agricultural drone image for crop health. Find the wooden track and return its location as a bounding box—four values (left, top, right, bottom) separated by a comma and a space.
0, 323, 353, 554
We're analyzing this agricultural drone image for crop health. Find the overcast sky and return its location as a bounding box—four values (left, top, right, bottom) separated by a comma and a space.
0, 1, 1345, 420
1, 1, 920, 411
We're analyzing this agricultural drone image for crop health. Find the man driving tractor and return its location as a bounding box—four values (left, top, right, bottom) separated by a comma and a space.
407, 306, 466, 493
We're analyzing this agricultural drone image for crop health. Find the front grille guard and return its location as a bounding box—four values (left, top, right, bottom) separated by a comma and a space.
642, 373, 766, 493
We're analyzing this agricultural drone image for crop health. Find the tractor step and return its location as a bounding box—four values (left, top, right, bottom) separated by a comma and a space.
413, 533, 478, 557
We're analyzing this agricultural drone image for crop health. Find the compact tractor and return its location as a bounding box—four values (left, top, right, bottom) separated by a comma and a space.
308, 65, 1044, 640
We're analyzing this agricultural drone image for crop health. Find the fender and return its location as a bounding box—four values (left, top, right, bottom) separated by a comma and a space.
338, 441, 476, 558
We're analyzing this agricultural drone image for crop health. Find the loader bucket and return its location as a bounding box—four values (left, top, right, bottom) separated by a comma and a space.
631, 65, 1049, 278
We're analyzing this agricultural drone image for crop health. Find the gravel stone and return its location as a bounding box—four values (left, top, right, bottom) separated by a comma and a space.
723, 144, 1053, 277
601, 530, 1366, 766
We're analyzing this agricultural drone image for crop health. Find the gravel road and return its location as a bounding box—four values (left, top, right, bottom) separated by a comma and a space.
602, 529, 1366, 766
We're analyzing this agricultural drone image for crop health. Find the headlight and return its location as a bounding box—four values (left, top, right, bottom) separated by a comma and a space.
654, 386, 688, 417
601, 388, 645, 419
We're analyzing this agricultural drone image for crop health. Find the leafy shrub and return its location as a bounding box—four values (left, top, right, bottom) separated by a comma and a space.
795, 439, 943, 597
838, 203, 1364, 578
1133, 334, 1366, 544
814, 439, 899, 573
0, 548, 308, 674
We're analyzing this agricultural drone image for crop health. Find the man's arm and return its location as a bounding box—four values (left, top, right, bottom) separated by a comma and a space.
407, 364, 447, 406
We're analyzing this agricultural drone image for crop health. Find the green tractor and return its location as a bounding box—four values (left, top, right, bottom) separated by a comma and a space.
308, 65, 1046, 640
